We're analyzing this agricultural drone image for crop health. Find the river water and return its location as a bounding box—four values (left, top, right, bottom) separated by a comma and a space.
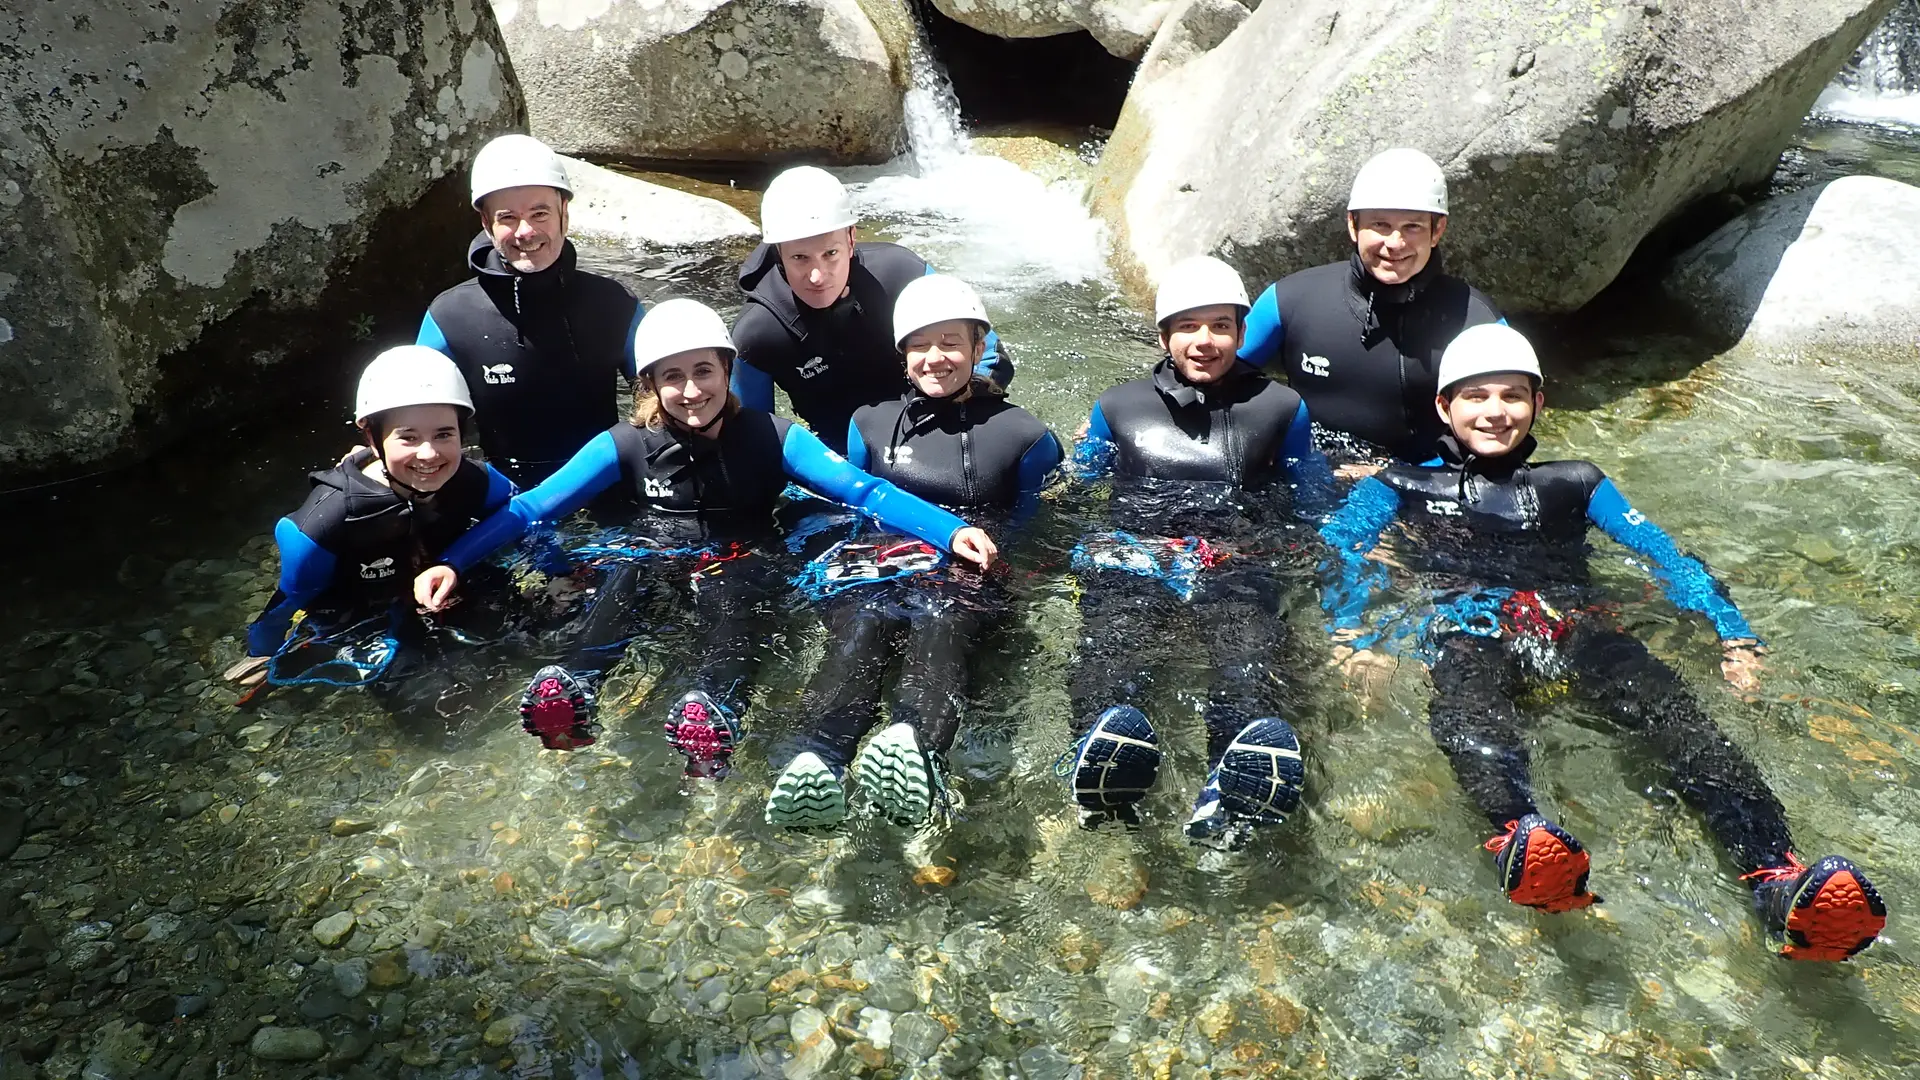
3, 35, 1919, 1080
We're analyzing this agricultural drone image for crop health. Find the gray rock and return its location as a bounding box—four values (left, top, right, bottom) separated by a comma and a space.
785, 1006, 838, 1080
561, 157, 756, 248
311, 912, 355, 948
1091, 0, 1895, 313
1665, 175, 1920, 349
0, 803, 22, 861
491, 0, 913, 164
11, 843, 52, 861
929, 0, 1171, 57
375, 993, 409, 1037
85, 1019, 155, 1080
892, 1012, 948, 1063
127, 989, 177, 1025
0, 0, 522, 485
174, 793, 216, 821
249, 1027, 326, 1062
298, 990, 352, 1021
332, 957, 369, 997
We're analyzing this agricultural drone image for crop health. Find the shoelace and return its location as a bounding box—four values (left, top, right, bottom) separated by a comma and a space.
1484, 819, 1522, 853
1740, 851, 1809, 885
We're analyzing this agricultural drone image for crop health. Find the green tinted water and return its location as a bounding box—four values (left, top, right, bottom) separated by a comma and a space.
0, 128, 1916, 1078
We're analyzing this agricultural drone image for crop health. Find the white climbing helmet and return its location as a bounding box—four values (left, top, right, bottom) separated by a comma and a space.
1153, 255, 1251, 326
893, 274, 991, 348
1347, 147, 1448, 216
1436, 323, 1542, 394
633, 298, 736, 377
760, 166, 858, 245
355, 346, 474, 423
469, 134, 572, 210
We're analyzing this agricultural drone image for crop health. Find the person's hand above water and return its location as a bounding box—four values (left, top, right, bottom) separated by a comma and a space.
1335, 462, 1384, 482
415, 564, 460, 612
223, 656, 269, 687
949, 527, 998, 570
1721, 638, 1765, 693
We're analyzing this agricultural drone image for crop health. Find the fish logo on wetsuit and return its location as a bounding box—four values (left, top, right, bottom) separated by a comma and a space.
482, 363, 517, 384
359, 557, 396, 580
797, 356, 829, 380
884, 444, 914, 466
1300, 354, 1331, 377
643, 476, 674, 499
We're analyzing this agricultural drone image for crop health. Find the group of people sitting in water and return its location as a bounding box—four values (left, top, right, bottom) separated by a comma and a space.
237, 134, 1889, 963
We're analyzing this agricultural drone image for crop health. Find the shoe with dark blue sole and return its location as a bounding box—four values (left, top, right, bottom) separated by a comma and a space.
1059, 705, 1161, 813
1213, 717, 1305, 824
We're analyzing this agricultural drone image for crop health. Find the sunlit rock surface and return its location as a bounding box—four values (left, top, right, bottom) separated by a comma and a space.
0, 0, 523, 483
1665, 174, 1920, 349
1092, 0, 1898, 311
561, 156, 758, 248
490, 0, 915, 165
929, 0, 1178, 59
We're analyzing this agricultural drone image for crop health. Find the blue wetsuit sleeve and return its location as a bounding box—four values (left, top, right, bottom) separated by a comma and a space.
780, 425, 969, 551
480, 463, 518, 512
1317, 477, 1402, 632
1009, 430, 1065, 527
246, 517, 338, 656
620, 301, 644, 381
1586, 478, 1758, 643
730, 359, 776, 413
441, 431, 623, 572
417, 312, 451, 354
844, 418, 869, 471
1071, 403, 1116, 480
1278, 401, 1335, 518
1236, 283, 1283, 369
976, 328, 1012, 388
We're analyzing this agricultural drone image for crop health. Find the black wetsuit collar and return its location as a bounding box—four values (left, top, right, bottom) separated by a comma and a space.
1149, 355, 1248, 408
1435, 432, 1538, 500
1349, 248, 1443, 346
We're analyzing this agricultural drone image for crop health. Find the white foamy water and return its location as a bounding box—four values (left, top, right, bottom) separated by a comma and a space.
838, 38, 1112, 301
1812, 84, 1920, 128
1814, 7, 1920, 127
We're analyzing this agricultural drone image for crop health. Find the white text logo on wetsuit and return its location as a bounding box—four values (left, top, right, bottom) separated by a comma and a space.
643, 477, 673, 498
884, 445, 914, 466
797, 356, 829, 380
1426, 500, 1462, 517
360, 557, 396, 580
483, 363, 517, 384
1300, 355, 1331, 377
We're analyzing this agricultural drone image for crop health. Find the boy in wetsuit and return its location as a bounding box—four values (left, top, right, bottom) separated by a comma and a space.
1319, 323, 1887, 961
1063, 256, 1334, 848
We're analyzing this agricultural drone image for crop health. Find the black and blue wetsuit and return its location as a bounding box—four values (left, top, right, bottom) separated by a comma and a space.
420, 234, 642, 486
246, 450, 519, 716
1319, 436, 1796, 876
1070, 358, 1331, 769
436, 406, 975, 728
730, 242, 1011, 454
1238, 253, 1501, 465
786, 388, 1063, 773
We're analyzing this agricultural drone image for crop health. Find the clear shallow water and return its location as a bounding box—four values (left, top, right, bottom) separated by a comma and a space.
5, 105, 1920, 1080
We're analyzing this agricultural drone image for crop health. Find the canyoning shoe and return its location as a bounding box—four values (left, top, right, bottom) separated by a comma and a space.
664, 690, 742, 780
1748, 854, 1887, 961
1486, 814, 1600, 913
519, 666, 599, 751
1185, 717, 1305, 846
1058, 705, 1161, 816
765, 753, 850, 828
854, 722, 942, 827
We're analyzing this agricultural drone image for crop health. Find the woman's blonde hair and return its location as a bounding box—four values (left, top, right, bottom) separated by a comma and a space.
631, 349, 742, 430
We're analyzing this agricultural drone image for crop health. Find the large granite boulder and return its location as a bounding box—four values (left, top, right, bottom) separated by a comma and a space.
561, 157, 758, 247
1091, 0, 1896, 312
1664, 175, 1920, 350
0, 0, 522, 484
492, 0, 914, 165
929, 0, 1176, 59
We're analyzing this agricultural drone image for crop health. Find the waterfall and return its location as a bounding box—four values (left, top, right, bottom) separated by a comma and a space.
901, 36, 971, 170
839, 28, 1112, 295
1815, 0, 1920, 125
